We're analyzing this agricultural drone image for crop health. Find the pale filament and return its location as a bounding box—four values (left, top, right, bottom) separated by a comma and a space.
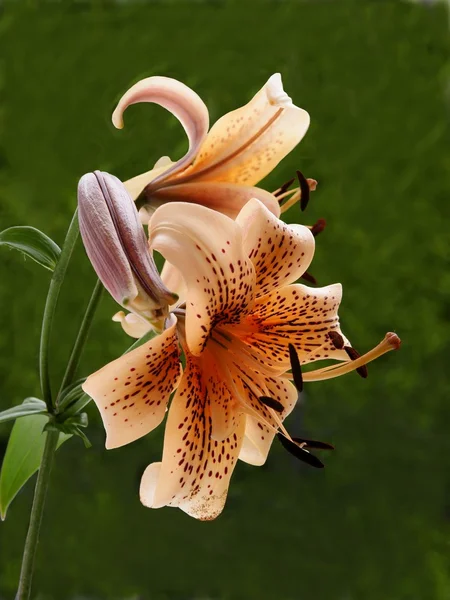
284, 333, 401, 383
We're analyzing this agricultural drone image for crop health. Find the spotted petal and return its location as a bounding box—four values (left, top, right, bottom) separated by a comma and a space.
82, 319, 181, 449
149, 202, 255, 355
236, 370, 298, 466
140, 357, 245, 520
113, 77, 209, 187
236, 198, 315, 296
241, 283, 350, 370
181, 73, 309, 186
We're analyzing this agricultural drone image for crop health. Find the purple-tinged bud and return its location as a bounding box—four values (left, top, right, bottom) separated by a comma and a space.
78, 171, 176, 330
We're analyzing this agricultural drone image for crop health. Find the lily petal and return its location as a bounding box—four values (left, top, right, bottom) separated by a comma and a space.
160, 260, 187, 303
243, 283, 350, 369
236, 198, 315, 296
180, 73, 309, 186
237, 372, 298, 466
150, 182, 281, 219
112, 311, 154, 339
113, 76, 209, 187
203, 350, 243, 441
124, 158, 174, 203
149, 202, 255, 355
140, 357, 245, 520
82, 319, 181, 449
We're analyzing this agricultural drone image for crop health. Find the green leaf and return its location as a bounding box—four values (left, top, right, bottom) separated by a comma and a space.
0, 398, 47, 424
0, 226, 61, 271
0, 414, 70, 520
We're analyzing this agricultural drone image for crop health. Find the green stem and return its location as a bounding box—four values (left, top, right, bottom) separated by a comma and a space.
15, 429, 60, 600
39, 211, 79, 411
57, 279, 103, 402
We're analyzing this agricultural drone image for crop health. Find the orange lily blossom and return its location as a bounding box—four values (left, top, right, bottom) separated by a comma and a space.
80, 191, 400, 520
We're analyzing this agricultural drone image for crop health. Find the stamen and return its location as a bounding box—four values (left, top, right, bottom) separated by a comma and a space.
302, 332, 401, 382
277, 434, 324, 468
344, 346, 368, 379
274, 177, 295, 198
301, 271, 317, 285
259, 396, 284, 413
311, 218, 326, 237
296, 170, 310, 212
288, 343, 303, 392
292, 437, 334, 451
328, 331, 345, 349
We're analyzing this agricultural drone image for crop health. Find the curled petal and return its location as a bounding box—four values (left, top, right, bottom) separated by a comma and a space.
181, 73, 309, 186
150, 182, 281, 219
140, 357, 245, 520
82, 319, 181, 449
236, 198, 315, 296
112, 76, 209, 186
149, 202, 255, 355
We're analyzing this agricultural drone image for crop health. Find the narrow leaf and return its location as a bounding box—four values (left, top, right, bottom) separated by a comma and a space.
0, 226, 61, 271
0, 399, 47, 424
0, 414, 70, 519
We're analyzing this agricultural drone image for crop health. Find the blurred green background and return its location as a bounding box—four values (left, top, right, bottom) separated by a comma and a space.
1, 1, 449, 599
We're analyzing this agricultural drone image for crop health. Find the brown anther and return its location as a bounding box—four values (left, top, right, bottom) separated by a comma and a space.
288, 343, 303, 392
328, 331, 345, 350
301, 271, 317, 285
344, 346, 368, 379
385, 332, 401, 350
277, 434, 324, 468
259, 396, 284, 413
296, 170, 310, 211
311, 218, 326, 237
274, 177, 295, 198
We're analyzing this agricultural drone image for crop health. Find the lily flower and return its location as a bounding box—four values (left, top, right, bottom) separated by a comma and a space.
82, 198, 400, 520
78, 171, 177, 331
112, 73, 311, 220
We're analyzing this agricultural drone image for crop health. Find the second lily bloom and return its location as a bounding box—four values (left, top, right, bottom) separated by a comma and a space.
112, 73, 311, 219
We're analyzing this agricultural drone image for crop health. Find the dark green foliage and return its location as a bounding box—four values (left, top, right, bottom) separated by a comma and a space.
1, 1, 449, 598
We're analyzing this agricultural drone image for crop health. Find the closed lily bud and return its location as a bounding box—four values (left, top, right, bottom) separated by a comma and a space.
78, 171, 176, 330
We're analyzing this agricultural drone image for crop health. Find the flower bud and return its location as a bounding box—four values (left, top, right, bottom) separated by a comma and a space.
78, 171, 175, 330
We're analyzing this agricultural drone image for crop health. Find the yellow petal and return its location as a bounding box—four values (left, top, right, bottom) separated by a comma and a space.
82, 319, 181, 449
182, 73, 309, 186
150, 182, 280, 219
124, 159, 174, 202
112, 310, 154, 339
140, 357, 246, 520
241, 283, 350, 370
236, 198, 315, 297
113, 76, 209, 187
149, 202, 255, 356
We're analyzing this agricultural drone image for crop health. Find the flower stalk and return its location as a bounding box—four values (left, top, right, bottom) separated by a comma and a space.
15, 429, 59, 600
39, 211, 79, 411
